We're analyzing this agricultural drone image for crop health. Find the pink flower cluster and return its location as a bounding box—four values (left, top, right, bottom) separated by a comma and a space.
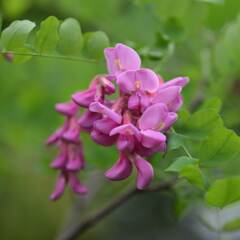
47, 43, 188, 200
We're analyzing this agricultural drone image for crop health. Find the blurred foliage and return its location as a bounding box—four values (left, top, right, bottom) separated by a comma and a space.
0, 0, 240, 240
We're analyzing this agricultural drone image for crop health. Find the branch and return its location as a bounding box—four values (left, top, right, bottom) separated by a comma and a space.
57, 177, 177, 240
0, 50, 98, 64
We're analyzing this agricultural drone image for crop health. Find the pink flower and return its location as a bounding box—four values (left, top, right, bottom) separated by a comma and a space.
89, 102, 122, 124
117, 68, 159, 94
47, 43, 189, 199
104, 43, 141, 77
105, 153, 133, 180
105, 154, 154, 189
139, 103, 177, 132
110, 123, 141, 152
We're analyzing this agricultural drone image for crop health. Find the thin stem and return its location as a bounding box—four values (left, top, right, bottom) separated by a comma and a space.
0, 50, 98, 64
57, 177, 177, 240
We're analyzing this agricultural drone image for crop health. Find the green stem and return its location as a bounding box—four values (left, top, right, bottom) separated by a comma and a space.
0, 50, 98, 64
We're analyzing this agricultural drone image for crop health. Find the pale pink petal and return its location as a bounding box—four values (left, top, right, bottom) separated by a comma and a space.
117, 70, 137, 93
104, 43, 141, 76
136, 68, 159, 93
160, 77, 189, 89
134, 155, 154, 189
139, 103, 168, 130
105, 154, 133, 180
72, 88, 96, 108
141, 130, 166, 148
161, 112, 178, 132
153, 86, 182, 111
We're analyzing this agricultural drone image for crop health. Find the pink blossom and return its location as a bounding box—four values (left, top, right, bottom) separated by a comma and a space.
104, 43, 141, 77
47, 43, 189, 200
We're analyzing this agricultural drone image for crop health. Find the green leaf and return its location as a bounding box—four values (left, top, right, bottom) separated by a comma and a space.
58, 18, 83, 55
165, 156, 199, 172
85, 31, 110, 58
35, 16, 60, 54
180, 164, 205, 189
168, 132, 190, 150
223, 217, 240, 232
199, 125, 240, 167
199, 97, 222, 113
1, 20, 36, 50
205, 176, 240, 208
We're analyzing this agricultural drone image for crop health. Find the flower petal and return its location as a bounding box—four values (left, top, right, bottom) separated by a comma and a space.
89, 102, 122, 124
91, 130, 117, 146
153, 86, 182, 112
50, 173, 66, 201
134, 155, 154, 189
141, 130, 166, 148
110, 123, 141, 140
139, 103, 168, 130
136, 68, 159, 93
160, 77, 189, 89
105, 154, 132, 180
55, 102, 78, 117
94, 117, 118, 135
72, 88, 96, 108
69, 174, 88, 195
104, 43, 141, 76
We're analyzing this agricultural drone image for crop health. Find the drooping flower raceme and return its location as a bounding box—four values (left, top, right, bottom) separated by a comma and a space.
47, 43, 189, 200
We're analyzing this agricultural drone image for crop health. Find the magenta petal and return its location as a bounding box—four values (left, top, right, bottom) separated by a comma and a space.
141, 130, 166, 148
55, 102, 78, 117
160, 77, 189, 89
69, 174, 88, 195
161, 112, 178, 132
89, 102, 122, 124
50, 173, 66, 201
128, 93, 140, 110
110, 123, 141, 140
105, 154, 132, 180
139, 103, 168, 130
94, 118, 118, 135
136, 68, 159, 93
72, 88, 96, 108
51, 144, 68, 169
117, 69, 159, 94
104, 43, 141, 76
66, 145, 85, 171
91, 130, 116, 146
153, 86, 182, 112
100, 76, 116, 95
78, 110, 101, 132
62, 119, 80, 144
46, 120, 69, 145
117, 134, 135, 152
134, 155, 154, 190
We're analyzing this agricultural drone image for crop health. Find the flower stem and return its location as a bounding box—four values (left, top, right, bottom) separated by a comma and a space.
57, 177, 177, 240
0, 50, 98, 64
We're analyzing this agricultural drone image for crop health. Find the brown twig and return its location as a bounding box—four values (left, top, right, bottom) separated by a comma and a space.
57, 177, 177, 240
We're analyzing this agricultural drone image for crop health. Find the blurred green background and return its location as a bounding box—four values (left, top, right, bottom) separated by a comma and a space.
0, 0, 240, 239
